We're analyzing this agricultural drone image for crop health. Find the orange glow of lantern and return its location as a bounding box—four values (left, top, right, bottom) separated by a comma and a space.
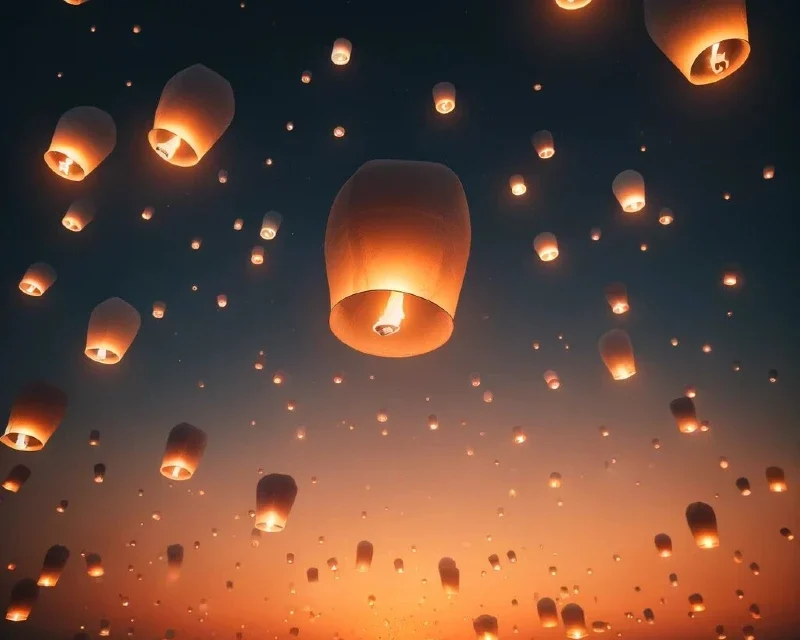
190, 237, 201, 250
670, 397, 698, 433
438, 557, 459, 595
152, 301, 166, 319
62, 198, 95, 232
38, 545, 70, 587
427, 414, 439, 431
2, 465, 31, 493
533, 232, 558, 262
255, 473, 297, 532
544, 370, 561, 390
93, 463, 105, 483
612, 170, 645, 212
2, 380, 67, 452
780, 527, 794, 540
556, 0, 592, 9
658, 208, 674, 225
562, 603, 589, 639
432, 82, 456, 114
218, 169, 228, 183
643, 0, 750, 85
688, 593, 705, 612
590, 227, 601, 241
509, 174, 527, 196
736, 477, 751, 496
233, 218, 243, 230
85, 297, 141, 364
301, 70, 312, 83
325, 160, 471, 358
44, 106, 116, 181
686, 502, 719, 548
512, 426, 526, 444
331, 38, 352, 65
488, 554, 501, 571
85, 553, 104, 577
537, 597, 559, 628
251, 246, 265, 265
604, 282, 629, 314
149, 64, 234, 167
5, 579, 38, 622
654, 533, 672, 557
141, 206, 154, 220
160, 423, 207, 481
473, 614, 498, 640
260, 211, 282, 240
548, 472, 562, 488
19, 262, 56, 297
763, 165, 775, 179
532, 130, 555, 158
766, 466, 787, 492
356, 541, 374, 572
722, 267, 740, 287
598, 329, 636, 380
216, 294, 227, 308
333, 126, 346, 138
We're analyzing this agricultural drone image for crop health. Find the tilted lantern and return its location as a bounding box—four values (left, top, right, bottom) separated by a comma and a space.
160, 423, 207, 480
685, 502, 719, 548
438, 557, 459, 595
533, 232, 559, 262
2, 465, 31, 492
605, 282, 629, 314
2, 380, 67, 451
260, 211, 282, 240
670, 397, 698, 433
148, 64, 234, 167
325, 159, 471, 357
532, 130, 555, 158
766, 466, 787, 492
654, 533, 673, 557
356, 540, 374, 571
562, 603, 589, 639
44, 106, 116, 181
62, 198, 95, 232
473, 614, 498, 640
331, 38, 352, 65
612, 170, 645, 212
537, 597, 559, 628
598, 329, 636, 380
37, 545, 70, 587
255, 473, 298, 532
19, 263, 57, 297
5, 579, 38, 622
432, 82, 456, 114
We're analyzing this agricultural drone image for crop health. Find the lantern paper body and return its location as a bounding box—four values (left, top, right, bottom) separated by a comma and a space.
62, 198, 95, 232
19, 263, 56, 297
148, 64, 235, 167
766, 466, 787, 492
152, 301, 166, 319
532, 130, 555, 158
509, 174, 527, 195
307, 567, 319, 583
473, 614, 498, 640
612, 170, 645, 212
438, 558, 460, 595
44, 106, 116, 181
251, 246, 265, 264
533, 232, 559, 262
325, 159, 471, 358
562, 603, 589, 639
432, 82, 456, 114
331, 38, 352, 65
85, 297, 141, 364
688, 593, 705, 612
160, 423, 207, 480
556, 0, 592, 9
644, 0, 750, 85
605, 282, 629, 314
5, 579, 38, 622
167, 544, 184, 578
670, 397, 698, 433
356, 541, 374, 571
2, 465, 31, 492
598, 329, 636, 380
38, 545, 70, 587
255, 473, 298, 532
544, 370, 561, 390
654, 533, 673, 557
2, 380, 67, 452
686, 502, 719, 548
394, 558, 404, 572
260, 211, 282, 240
537, 597, 559, 628
736, 477, 751, 495
85, 553, 103, 577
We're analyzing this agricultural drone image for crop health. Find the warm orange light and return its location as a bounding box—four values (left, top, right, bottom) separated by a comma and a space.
331, 38, 352, 65
255, 473, 298, 532
44, 106, 116, 181
548, 472, 562, 488
658, 208, 674, 225
233, 218, 243, 230
686, 502, 719, 549
333, 126, 346, 138
62, 198, 95, 232
763, 165, 775, 179
152, 301, 166, 319
555, 0, 592, 9
218, 169, 228, 183
251, 246, 265, 265
301, 70, 312, 84
432, 82, 456, 114
766, 466, 787, 492
670, 397, 698, 433
544, 370, 560, 390
216, 294, 228, 308
532, 130, 555, 158
260, 211, 282, 240
141, 206, 154, 220
590, 227, 601, 241
509, 174, 527, 196
84, 297, 141, 365
2, 380, 67, 452
512, 426, 526, 444
604, 282, 629, 314
599, 329, 636, 380
537, 597, 559, 628
533, 232, 558, 262
562, 603, 589, 639
19, 262, 57, 297
612, 170, 646, 212
160, 423, 207, 481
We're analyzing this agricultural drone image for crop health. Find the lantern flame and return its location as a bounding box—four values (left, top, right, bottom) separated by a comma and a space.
710, 42, 729, 74
373, 291, 406, 337
14, 434, 30, 449
96, 348, 107, 361
58, 157, 74, 175
156, 135, 181, 160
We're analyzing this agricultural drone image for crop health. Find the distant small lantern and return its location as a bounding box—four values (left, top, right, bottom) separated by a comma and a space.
149, 64, 235, 167
532, 130, 555, 158
260, 211, 282, 240
670, 397, 698, 433
598, 329, 636, 380
38, 545, 70, 587
605, 282, 629, 314
2, 380, 68, 452
432, 82, 456, 114
654, 533, 672, 557
19, 263, 57, 297
506, 550, 517, 563
715, 625, 727, 639
285, 121, 294, 131
658, 208, 674, 225
327, 557, 338, 571
356, 541, 374, 572
333, 126, 346, 138
749, 562, 760, 575
742, 625, 755, 640
736, 477, 751, 496
533, 232, 559, 262
93, 463, 106, 483
250, 246, 265, 265
509, 174, 527, 196
612, 170, 646, 212
167, 544, 184, 578
763, 165, 775, 180
2, 465, 31, 492
62, 198, 95, 232
719, 456, 729, 469
394, 558, 404, 573
56, 499, 69, 513
99, 620, 110, 636
722, 267, 740, 287
669, 572, 678, 586
544, 370, 560, 390
473, 614, 498, 640
44, 106, 117, 181
427, 414, 439, 430
286, 553, 294, 564
470, 373, 481, 387
255, 473, 298, 532
85, 297, 141, 364
779, 527, 794, 540
688, 593, 705, 612
733, 550, 743, 563
217, 170, 228, 184
160, 423, 207, 481
537, 597, 559, 628
85, 553, 104, 577
643, 608, 655, 624
768, 369, 778, 383
488, 554, 501, 571
5, 579, 39, 622
561, 603, 589, 639
152, 301, 166, 319
438, 557, 460, 595
191, 237, 201, 250
301, 70, 312, 83
233, 218, 244, 230
590, 227, 601, 241
331, 38, 352, 65
512, 426, 526, 444
216, 294, 228, 308
548, 472, 562, 488
766, 466, 787, 492
685, 502, 719, 548
141, 206, 154, 220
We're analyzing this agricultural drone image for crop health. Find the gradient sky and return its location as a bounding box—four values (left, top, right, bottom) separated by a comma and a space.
1, 1, 799, 639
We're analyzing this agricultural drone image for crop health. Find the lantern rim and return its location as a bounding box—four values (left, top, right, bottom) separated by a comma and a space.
43, 150, 86, 181
148, 128, 200, 167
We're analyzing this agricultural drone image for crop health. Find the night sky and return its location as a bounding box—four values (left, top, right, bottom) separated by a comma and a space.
1, 1, 799, 639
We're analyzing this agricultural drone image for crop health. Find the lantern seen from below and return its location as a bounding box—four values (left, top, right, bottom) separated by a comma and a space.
432, 82, 456, 114
152, 302, 166, 319
62, 198, 95, 232
473, 614, 498, 640
537, 597, 559, 628
260, 211, 282, 240
160, 423, 207, 481
612, 170, 645, 212
763, 165, 774, 179
251, 246, 265, 264
533, 232, 558, 262
670, 397, 698, 433
562, 603, 589, 639
590, 227, 601, 241
659, 208, 674, 225
548, 472, 562, 488
598, 329, 636, 380
218, 169, 227, 183
509, 174, 526, 196
766, 466, 787, 492
643, 0, 750, 85
512, 426, 526, 444
5, 579, 38, 622
325, 159, 471, 358
2, 465, 31, 493
19, 263, 56, 297
44, 106, 116, 181
331, 38, 352, 65
233, 218, 243, 230
686, 502, 719, 548
149, 64, 234, 167
605, 282, 629, 314
654, 533, 673, 557
2, 380, 67, 452
736, 477, 751, 496
544, 370, 560, 390
38, 545, 70, 587
556, 0, 592, 9
301, 70, 312, 83
532, 130, 555, 158
255, 473, 298, 532
438, 557, 459, 595
85, 297, 141, 364
85, 553, 103, 577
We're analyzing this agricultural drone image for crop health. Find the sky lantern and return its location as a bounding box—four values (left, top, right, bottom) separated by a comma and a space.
548, 472, 562, 488
658, 208, 674, 225
509, 174, 527, 196
325, 160, 471, 357
590, 227, 601, 241
64, 0, 92, 4
742, 625, 755, 640
37, 545, 70, 587
56, 500, 68, 513
233, 218, 243, 230
301, 70, 312, 83
331, 38, 352, 65
93, 463, 106, 483
152, 302, 166, 319
643, 608, 655, 624
533, 232, 559, 262
260, 211, 282, 240
333, 126, 346, 138
562, 603, 589, 639
749, 562, 760, 575
255, 473, 297, 532
643, 0, 750, 85
685, 385, 696, 398
62, 198, 95, 232
167, 544, 184, 579
432, 82, 456, 114
670, 397, 698, 433
506, 550, 517, 563
394, 558, 404, 573
765, 466, 787, 492
19, 263, 56, 297
191, 237, 201, 250
141, 206, 154, 220
669, 572, 678, 586
160, 423, 207, 481
605, 282, 629, 314
216, 294, 228, 308
2, 465, 31, 492
556, 0, 592, 9
763, 165, 775, 179
327, 557, 338, 571
99, 620, 110, 636
218, 169, 227, 183
149, 64, 234, 167
2, 380, 67, 452
470, 373, 481, 387
537, 597, 559, 628
488, 554, 501, 571
85, 297, 141, 364
251, 246, 265, 265
686, 502, 719, 549
307, 568, 319, 583
748, 604, 761, 619
473, 614, 498, 640
598, 329, 636, 380
780, 527, 794, 540
768, 369, 778, 383
286, 553, 294, 564
44, 106, 116, 181
532, 130, 555, 158
438, 557, 460, 595
715, 625, 726, 639
544, 370, 561, 390
5, 579, 38, 622
612, 170, 645, 212
722, 266, 741, 286
356, 541, 374, 571
688, 593, 705, 612
654, 533, 673, 557
85, 553, 103, 577
512, 426, 526, 444
736, 477, 751, 495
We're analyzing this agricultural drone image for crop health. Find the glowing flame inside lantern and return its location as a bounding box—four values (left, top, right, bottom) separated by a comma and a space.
58, 157, 74, 175
373, 291, 406, 337
710, 42, 729, 74
96, 348, 107, 361
14, 434, 30, 450
156, 135, 181, 160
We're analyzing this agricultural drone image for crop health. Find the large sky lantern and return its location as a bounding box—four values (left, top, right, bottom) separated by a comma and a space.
432, 82, 456, 114
2, 465, 31, 492
509, 174, 527, 196
765, 466, 787, 492
604, 282, 629, 314
331, 38, 352, 65
5, 578, 39, 622
654, 533, 673, 557
255, 473, 298, 532
561, 603, 589, 639
148, 64, 234, 167
598, 329, 636, 380
556, 0, 592, 9
325, 159, 471, 358
260, 211, 282, 240
85, 297, 141, 364
438, 557, 460, 595
532, 130, 555, 158
2, 380, 67, 452
85, 553, 103, 577
473, 614, 499, 640
537, 597, 559, 628
159, 423, 208, 480
356, 540, 374, 571
44, 106, 116, 181
612, 170, 646, 212
670, 396, 698, 433
685, 502, 719, 548
688, 593, 706, 612
533, 232, 559, 262
643, 0, 750, 85
19, 262, 56, 297
62, 198, 95, 232
38, 545, 70, 587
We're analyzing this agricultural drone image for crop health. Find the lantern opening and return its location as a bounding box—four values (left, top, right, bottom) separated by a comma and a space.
85, 346, 121, 364
44, 151, 84, 181
690, 39, 749, 83
2, 432, 43, 451
148, 129, 199, 167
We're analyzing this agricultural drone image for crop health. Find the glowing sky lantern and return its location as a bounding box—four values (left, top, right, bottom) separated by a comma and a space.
562, 603, 589, 639
148, 64, 234, 167
216, 294, 228, 308
438, 557, 459, 595
85, 553, 103, 577
736, 477, 751, 495
5, 579, 38, 622
19, 262, 56, 297
432, 82, 456, 114
548, 471, 562, 488
2, 380, 67, 452
598, 329, 636, 380
658, 208, 674, 225
260, 211, 282, 240
532, 130, 555, 158
84, 297, 141, 364
473, 614, 498, 640
251, 246, 265, 264
488, 554, 501, 571
512, 426, 526, 444
141, 206, 154, 220
643, 0, 750, 85
765, 466, 787, 492
654, 533, 673, 557
159, 423, 207, 481
233, 218, 243, 230
63, 0, 91, 4
331, 38, 352, 65
93, 463, 106, 483
301, 70, 312, 83
37, 545, 69, 587
686, 502, 719, 548
670, 397, 698, 433
62, 198, 95, 232
509, 174, 527, 196
544, 370, 561, 390
556, 0, 592, 9
333, 126, 346, 138
605, 282, 629, 314
612, 170, 646, 212
255, 473, 298, 532
688, 593, 705, 612
167, 544, 184, 579
356, 541, 374, 571
590, 227, 601, 241
325, 160, 471, 357
537, 597, 559, 627
2, 465, 31, 492
218, 169, 228, 183
763, 165, 775, 179
533, 232, 559, 262
44, 106, 116, 181
306, 567, 319, 582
